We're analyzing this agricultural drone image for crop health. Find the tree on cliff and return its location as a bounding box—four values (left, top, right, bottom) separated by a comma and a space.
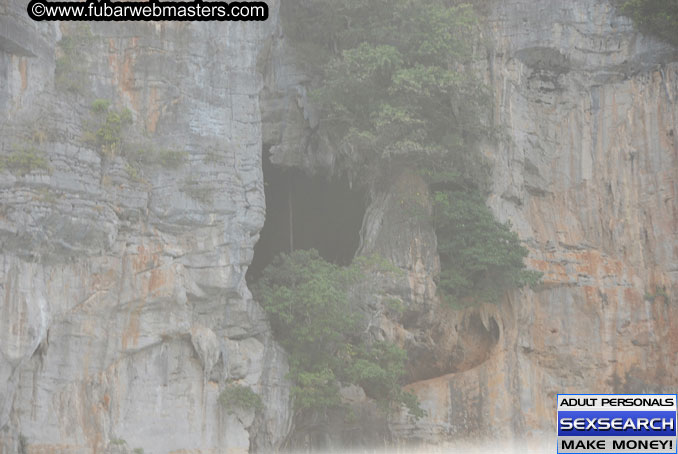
283, 0, 540, 306
433, 189, 542, 306
255, 250, 423, 418
283, 0, 491, 184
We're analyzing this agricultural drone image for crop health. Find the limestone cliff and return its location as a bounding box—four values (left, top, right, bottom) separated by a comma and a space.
264, 0, 678, 447
1, 0, 678, 452
387, 0, 678, 444
0, 1, 291, 453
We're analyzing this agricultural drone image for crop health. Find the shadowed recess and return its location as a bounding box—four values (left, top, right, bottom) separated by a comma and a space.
246, 150, 366, 284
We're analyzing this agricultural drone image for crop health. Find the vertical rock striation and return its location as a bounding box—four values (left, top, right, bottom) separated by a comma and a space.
391, 0, 678, 444
0, 1, 292, 453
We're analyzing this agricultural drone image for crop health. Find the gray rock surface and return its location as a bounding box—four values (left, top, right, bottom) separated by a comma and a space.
263, 0, 678, 446
0, 1, 292, 453
2, 0, 678, 451
388, 0, 678, 444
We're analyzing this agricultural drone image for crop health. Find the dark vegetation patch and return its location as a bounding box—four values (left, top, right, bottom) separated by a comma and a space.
619, 0, 678, 47
254, 250, 423, 418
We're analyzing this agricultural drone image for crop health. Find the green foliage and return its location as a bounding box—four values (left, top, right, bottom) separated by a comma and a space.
125, 162, 143, 182
345, 341, 424, 418
218, 385, 264, 414
284, 0, 540, 312
620, 0, 678, 46
255, 250, 423, 418
84, 100, 186, 176
433, 190, 541, 306
282, 0, 491, 182
1, 145, 51, 176
91, 99, 111, 113
109, 438, 126, 446
133, 449, 144, 454
55, 23, 94, 94
84, 100, 133, 158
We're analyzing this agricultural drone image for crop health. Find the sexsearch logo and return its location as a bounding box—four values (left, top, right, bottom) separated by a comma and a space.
557, 394, 678, 453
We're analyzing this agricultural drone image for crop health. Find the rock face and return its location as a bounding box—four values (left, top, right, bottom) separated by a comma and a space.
265, 0, 678, 446
0, 1, 292, 453
1, 0, 678, 452
388, 0, 678, 444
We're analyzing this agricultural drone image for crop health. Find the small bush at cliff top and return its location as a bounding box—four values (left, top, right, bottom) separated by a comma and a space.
619, 0, 678, 47
218, 385, 264, 414
255, 249, 424, 419
433, 189, 542, 306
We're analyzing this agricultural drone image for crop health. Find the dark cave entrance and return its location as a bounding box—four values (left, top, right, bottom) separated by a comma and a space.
246, 149, 366, 284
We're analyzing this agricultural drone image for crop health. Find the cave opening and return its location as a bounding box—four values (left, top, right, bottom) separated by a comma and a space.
246, 149, 367, 284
